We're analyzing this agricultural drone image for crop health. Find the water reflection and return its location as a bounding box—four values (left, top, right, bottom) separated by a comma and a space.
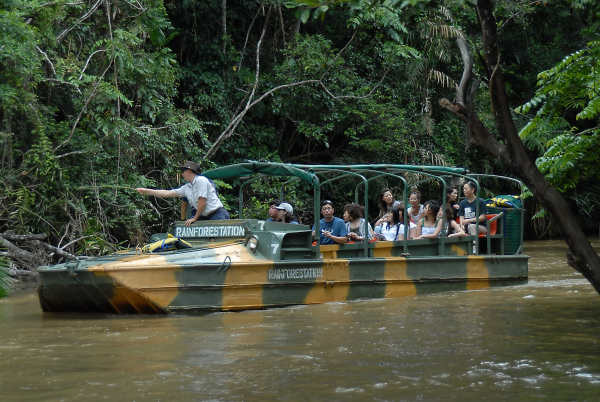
1, 240, 600, 401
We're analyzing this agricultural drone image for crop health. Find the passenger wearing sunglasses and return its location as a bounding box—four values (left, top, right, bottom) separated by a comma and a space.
312, 200, 348, 245
136, 161, 229, 227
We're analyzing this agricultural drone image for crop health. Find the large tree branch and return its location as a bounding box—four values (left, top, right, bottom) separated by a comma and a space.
320, 29, 358, 81
205, 26, 371, 160
29, 240, 78, 260
54, 62, 111, 152
79, 49, 106, 79
0, 233, 47, 241
37, 46, 56, 76
203, 79, 319, 160
438, 98, 513, 165
456, 37, 472, 106
245, 6, 274, 111
278, 5, 286, 49
56, 0, 103, 41
237, 7, 262, 73
0, 236, 35, 262
60, 235, 95, 250
320, 65, 391, 100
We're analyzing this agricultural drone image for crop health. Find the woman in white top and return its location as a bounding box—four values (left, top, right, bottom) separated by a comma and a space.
380, 206, 416, 241
373, 187, 402, 234
414, 201, 444, 239
407, 190, 424, 223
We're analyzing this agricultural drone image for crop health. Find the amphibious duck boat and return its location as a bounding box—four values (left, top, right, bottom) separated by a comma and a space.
37, 163, 528, 314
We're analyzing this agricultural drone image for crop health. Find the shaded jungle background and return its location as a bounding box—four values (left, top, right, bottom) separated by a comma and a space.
1, 0, 599, 264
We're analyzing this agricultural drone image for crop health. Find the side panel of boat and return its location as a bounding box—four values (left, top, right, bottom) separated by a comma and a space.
38, 251, 528, 314
161, 254, 527, 312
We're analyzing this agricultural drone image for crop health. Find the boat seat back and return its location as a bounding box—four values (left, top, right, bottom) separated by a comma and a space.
479, 214, 497, 237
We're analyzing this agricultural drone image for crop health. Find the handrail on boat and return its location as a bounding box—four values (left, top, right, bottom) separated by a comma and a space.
203, 162, 524, 258
354, 172, 409, 254
314, 169, 370, 257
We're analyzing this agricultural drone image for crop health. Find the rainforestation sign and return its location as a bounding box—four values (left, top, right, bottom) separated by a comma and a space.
174, 225, 246, 238
268, 268, 324, 281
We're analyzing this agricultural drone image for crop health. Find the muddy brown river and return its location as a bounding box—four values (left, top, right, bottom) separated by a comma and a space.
1, 240, 599, 401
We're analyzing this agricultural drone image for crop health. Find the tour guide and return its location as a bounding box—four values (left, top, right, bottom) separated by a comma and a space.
136, 161, 230, 227
312, 200, 348, 245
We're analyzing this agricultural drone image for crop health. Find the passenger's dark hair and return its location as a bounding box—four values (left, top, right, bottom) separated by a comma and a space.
445, 186, 457, 202
444, 205, 455, 221
269, 199, 282, 207
465, 181, 477, 191
379, 187, 394, 214
387, 207, 401, 228
344, 203, 362, 221
281, 211, 293, 223
424, 200, 440, 221
409, 190, 421, 201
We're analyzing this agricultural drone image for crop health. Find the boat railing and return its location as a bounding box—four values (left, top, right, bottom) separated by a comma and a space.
199, 162, 526, 259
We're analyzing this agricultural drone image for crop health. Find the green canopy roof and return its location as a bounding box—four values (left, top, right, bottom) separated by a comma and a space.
292, 164, 466, 175
203, 162, 466, 184
203, 162, 319, 186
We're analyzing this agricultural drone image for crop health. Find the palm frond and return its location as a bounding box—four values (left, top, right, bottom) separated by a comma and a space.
407, 59, 427, 87
0, 256, 12, 298
417, 113, 434, 135
423, 21, 464, 41
419, 148, 447, 166
428, 69, 457, 89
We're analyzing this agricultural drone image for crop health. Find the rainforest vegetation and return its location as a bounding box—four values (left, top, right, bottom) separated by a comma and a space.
1, 0, 599, 281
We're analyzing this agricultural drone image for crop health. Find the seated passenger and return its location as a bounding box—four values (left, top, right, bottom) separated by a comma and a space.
407, 190, 424, 223
438, 205, 465, 237
446, 185, 460, 220
343, 203, 374, 242
312, 200, 348, 245
459, 181, 488, 235
380, 206, 416, 241
414, 201, 443, 239
374, 187, 402, 234
275, 202, 299, 224
266, 199, 281, 221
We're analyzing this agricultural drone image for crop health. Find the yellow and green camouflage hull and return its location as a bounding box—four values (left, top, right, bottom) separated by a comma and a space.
37, 221, 528, 314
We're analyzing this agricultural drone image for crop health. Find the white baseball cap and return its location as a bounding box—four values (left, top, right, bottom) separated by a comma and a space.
275, 202, 293, 215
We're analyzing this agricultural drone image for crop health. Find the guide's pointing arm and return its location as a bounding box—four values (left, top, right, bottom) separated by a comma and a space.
136, 188, 179, 198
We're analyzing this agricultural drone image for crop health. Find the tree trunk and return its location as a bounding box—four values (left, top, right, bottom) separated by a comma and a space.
440, 0, 600, 295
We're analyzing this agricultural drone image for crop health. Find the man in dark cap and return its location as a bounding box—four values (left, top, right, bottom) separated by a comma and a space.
136, 161, 229, 226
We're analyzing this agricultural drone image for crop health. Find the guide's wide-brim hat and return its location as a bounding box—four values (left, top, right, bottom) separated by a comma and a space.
178, 161, 201, 174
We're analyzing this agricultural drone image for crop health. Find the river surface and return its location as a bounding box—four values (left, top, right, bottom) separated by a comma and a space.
1, 240, 599, 401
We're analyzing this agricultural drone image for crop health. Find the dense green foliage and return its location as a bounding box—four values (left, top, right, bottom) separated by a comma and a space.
1, 0, 599, 254
514, 0, 600, 233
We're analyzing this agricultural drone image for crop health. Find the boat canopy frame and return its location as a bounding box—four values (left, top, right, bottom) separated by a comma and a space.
203, 162, 524, 258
